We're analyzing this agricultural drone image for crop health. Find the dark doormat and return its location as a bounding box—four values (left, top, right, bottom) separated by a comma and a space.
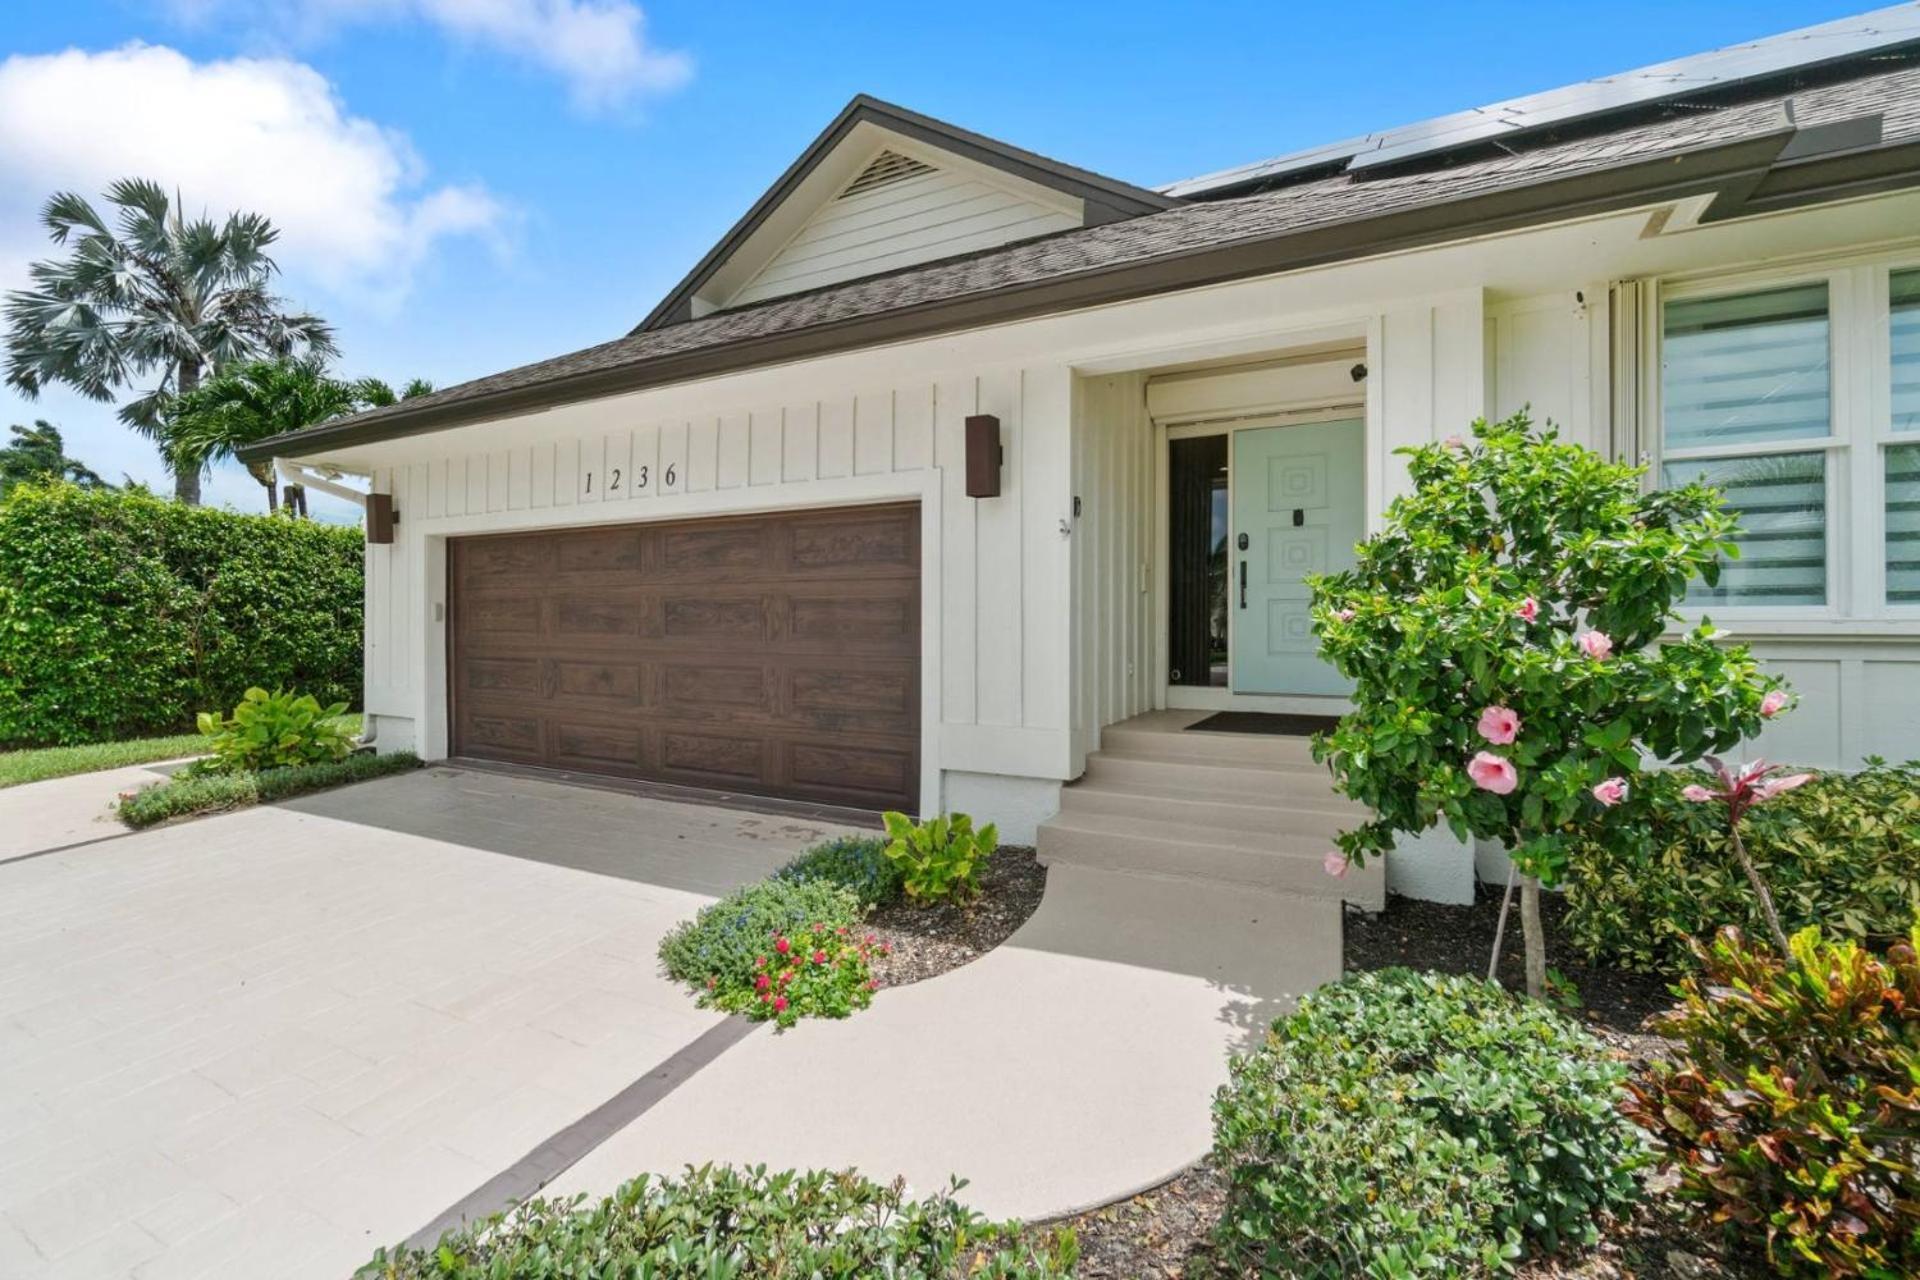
1186, 711, 1341, 737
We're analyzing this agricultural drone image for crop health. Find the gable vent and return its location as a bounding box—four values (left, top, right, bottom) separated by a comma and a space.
839, 150, 937, 199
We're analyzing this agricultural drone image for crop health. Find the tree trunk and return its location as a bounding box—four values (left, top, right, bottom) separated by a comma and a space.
172, 356, 203, 506
1730, 823, 1794, 956
1520, 874, 1548, 1000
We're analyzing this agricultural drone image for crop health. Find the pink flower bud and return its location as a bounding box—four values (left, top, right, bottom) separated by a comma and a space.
1333, 608, 1355, 622
1759, 689, 1790, 718
1591, 777, 1628, 807
1322, 851, 1350, 879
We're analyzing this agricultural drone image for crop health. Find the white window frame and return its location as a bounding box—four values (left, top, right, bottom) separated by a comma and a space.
1643, 248, 1920, 624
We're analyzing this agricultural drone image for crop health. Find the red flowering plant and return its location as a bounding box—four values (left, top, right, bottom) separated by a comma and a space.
714, 923, 889, 1029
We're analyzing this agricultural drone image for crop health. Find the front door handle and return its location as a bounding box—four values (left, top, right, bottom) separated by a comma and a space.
1239, 560, 1247, 609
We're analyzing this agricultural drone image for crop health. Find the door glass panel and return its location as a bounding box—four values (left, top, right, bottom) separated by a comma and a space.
1167, 434, 1228, 686
1663, 453, 1827, 606
1662, 283, 1831, 449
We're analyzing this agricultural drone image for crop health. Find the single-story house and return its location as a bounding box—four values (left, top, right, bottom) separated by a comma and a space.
243, 5, 1920, 908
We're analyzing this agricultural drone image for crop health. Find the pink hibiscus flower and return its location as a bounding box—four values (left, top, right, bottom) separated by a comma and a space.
1591, 777, 1628, 807
1516, 597, 1539, 623
1759, 689, 1790, 718
1322, 851, 1350, 879
1467, 751, 1518, 795
1476, 706, 1520, 745
1578, 631, 1613, 660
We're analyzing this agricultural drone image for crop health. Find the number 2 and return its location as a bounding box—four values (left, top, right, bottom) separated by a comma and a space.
610, 468, 621, 491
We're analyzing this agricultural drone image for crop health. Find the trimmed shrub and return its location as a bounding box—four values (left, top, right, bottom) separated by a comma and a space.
0, 482, 362, 748
1564, 761, 1920, 972
1625, 926, 1920, 1279
1213, 969, 1644, 1277
777, 835, 901, 908
358, 1164, 1077, 1279
658, 877, 879, 1026
117, 751, 419, 827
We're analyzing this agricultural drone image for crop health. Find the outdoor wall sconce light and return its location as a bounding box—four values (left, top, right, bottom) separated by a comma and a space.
965, 414, 1003, 498
366, 492, 397, 544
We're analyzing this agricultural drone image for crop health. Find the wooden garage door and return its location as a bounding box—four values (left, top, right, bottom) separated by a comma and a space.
449, 503, 919, 812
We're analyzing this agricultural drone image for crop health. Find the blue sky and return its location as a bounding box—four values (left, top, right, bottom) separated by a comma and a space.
0, 1, 1877, 516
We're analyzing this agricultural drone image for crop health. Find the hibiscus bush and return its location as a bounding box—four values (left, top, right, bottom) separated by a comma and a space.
1310, 413, 1787, 992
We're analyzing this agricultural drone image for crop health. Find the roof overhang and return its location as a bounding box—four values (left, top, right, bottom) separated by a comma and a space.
239, 123, 1920, 467
634, 94, 1180, 330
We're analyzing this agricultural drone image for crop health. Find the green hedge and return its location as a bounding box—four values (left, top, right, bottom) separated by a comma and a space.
117, 751, 420, 828
0, 482, 363, 748
1564, 761, 1920, 972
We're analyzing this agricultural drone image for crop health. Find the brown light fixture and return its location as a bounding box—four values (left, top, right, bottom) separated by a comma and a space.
366, 493, 397, 544
965, 414, 1002, 498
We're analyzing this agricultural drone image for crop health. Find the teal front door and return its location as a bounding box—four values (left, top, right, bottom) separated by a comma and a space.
1230, 420, 1364, 696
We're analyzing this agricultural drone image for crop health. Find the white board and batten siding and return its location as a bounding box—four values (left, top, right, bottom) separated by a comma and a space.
729, 152, 1081, 308
361, 367, 1078, 820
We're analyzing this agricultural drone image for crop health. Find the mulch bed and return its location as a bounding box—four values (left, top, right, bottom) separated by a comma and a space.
1045, 886, 1770, 1280
864, 845, 1047, 988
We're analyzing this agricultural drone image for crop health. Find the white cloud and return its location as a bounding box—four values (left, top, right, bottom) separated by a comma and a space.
0, 43, 507, 304
167, 0, 693, 110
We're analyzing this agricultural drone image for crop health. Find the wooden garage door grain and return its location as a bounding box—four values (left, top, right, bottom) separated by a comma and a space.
449, 504, 919, 811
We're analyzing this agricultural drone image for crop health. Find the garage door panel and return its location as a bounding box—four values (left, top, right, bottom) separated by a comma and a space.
659, 663, 772, 714
552, 659, 645, 707
660, 730, 767, 783
789, 742, 915, 806
463, 656, 541, 696
661, 595, 767, 642
657, 523, 771, 575
788, 513, 917, 575
551, 721, 644, 770
555, 530, 646, 574
460, 709, 543, 757
553, 594, 650, 640
451, 504, 919, 810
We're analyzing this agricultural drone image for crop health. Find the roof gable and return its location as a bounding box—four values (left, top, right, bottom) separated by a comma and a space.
636, 95, 1178, 330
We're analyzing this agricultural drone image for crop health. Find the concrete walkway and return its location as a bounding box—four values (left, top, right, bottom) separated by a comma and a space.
0, 769, 857, 1280
0, 760, 188, 860
552, 862, 1341, 1221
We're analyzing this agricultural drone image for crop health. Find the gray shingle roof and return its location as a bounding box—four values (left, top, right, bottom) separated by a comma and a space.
246, 58, 1920, 461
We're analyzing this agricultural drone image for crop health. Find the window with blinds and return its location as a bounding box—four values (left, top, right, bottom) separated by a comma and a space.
1888, 269, 1920, 605
1661, 283, 1833, 607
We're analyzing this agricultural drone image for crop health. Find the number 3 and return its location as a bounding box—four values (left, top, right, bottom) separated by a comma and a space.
636, 464, 649, 489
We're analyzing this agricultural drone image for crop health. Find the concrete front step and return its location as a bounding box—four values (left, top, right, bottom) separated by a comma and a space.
1084, 751, 1339, 799
1058, 783, 1359, 837
1037, 811, 1384, 910
1097, 723, 1321, 768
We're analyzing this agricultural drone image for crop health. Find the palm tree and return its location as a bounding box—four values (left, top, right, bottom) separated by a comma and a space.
166, 359, 359, 512
0, 420, 111, 497
353, 376, 435, 407
2, 179, 336, 505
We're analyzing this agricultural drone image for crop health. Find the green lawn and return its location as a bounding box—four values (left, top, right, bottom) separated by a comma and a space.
0, 714, 363, 789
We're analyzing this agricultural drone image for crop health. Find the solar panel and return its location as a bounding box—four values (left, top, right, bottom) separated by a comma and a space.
1160, 3, 1920, 198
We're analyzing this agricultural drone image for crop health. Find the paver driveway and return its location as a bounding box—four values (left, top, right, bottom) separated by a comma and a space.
0, 767, 857, 1279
